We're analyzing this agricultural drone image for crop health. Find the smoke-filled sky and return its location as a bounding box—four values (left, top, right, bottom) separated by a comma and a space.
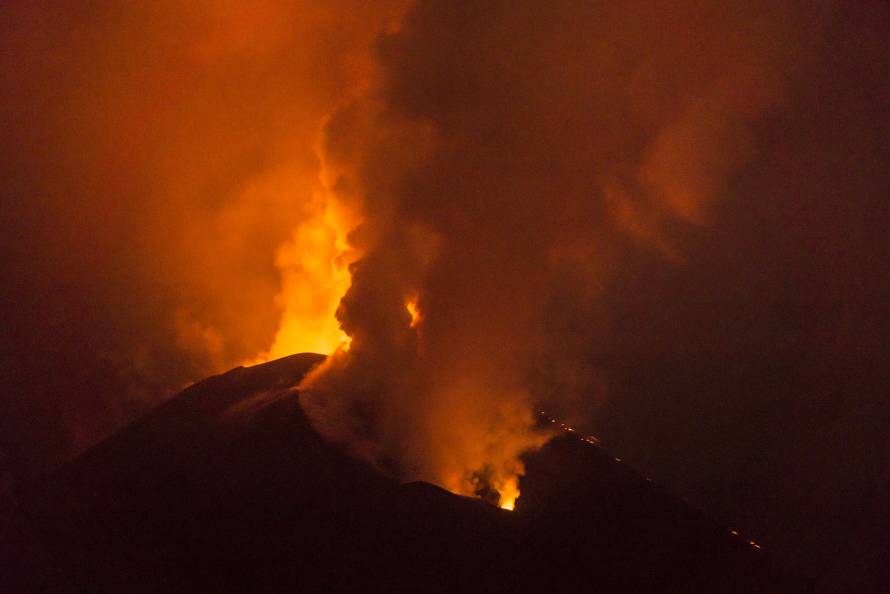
2, 1, 888, 589
1, 0, 405, 468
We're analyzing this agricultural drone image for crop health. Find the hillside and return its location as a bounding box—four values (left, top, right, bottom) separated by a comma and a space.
12, 354, 804, 593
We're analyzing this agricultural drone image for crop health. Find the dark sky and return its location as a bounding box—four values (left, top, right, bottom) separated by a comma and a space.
2, 1, 888, 590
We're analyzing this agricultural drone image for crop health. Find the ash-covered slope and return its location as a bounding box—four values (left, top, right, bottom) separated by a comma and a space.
15, 354, 805, 593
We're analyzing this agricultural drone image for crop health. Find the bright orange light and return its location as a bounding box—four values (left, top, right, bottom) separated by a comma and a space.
406, 296, 420, 328
496, 476, 520, 511
339, 333, 353, 352
265, 208, 351, 356
249, 183, 358, 365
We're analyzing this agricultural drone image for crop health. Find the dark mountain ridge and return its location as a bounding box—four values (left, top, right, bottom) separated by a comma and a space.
11, 353, 805, 593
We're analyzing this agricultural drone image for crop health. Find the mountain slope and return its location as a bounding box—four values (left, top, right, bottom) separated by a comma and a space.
15, 353, 806, 593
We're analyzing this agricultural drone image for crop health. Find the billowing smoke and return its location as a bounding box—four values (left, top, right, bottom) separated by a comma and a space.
296, 0, 827, 505
0, 1, 405, 472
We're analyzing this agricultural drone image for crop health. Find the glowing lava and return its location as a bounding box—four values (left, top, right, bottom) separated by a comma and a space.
266, 212, 350, 356
497, 477, 520, 511
406, 296, 421, 328
250, 187, 358, 365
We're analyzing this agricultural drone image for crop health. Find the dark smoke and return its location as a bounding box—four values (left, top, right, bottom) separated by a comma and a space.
300, 0, 810, 491
298, 1, 889, 586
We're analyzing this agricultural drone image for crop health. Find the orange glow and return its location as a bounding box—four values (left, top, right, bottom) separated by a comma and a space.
269, 213, 350, 355
406, 296, 421, 328
496, 476, 520, 511
424, 400, 550, 512
441, 470, 522, 511
249, 174, 359, 364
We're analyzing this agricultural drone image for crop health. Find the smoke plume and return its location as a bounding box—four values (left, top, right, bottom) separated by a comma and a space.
0, 1, 405, 471
296, 0, 827, 504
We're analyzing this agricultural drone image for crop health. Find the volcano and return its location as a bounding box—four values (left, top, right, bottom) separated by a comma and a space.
10, 354, 805, 593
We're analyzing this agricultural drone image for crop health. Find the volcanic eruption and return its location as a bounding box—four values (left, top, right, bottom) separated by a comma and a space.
243, 0, 824, 511
3, 1, 889, 592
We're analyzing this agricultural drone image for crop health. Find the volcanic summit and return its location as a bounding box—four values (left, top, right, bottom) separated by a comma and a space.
10, 354, 803, 593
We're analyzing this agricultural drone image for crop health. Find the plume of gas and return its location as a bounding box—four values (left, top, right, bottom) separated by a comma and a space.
294, 106, 554, 508
160, 1, 407, 374
291, 0, 826, 510
2, 0, 411, 461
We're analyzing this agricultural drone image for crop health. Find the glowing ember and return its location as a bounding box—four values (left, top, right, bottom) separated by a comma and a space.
406, 297, 421, 328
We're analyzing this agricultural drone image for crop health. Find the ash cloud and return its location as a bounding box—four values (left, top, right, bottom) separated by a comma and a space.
297, 0, 850, 503
298, 1, 889, 583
